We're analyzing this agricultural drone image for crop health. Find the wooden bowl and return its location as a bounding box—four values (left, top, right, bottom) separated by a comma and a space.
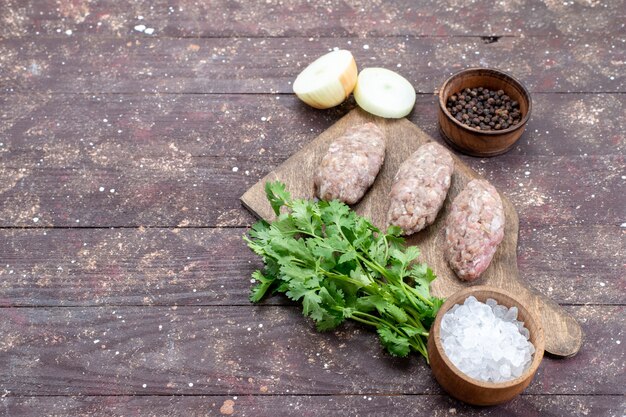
437, 68, 532, 157
427, 286, 545, 406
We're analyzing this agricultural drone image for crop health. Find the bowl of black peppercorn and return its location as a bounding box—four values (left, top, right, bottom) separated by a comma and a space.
437, 68, 532, 157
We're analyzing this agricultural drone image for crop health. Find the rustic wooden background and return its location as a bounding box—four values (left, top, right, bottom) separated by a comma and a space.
0, 1, 624, 416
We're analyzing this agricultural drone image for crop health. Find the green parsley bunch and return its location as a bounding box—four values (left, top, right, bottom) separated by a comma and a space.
244, 182, 444, 360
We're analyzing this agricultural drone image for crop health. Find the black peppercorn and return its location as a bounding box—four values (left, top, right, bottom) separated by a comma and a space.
448, 86, 522, 131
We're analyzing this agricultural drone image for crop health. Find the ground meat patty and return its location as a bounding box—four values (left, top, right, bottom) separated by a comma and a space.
314, 122, 385, 204
444, 179, 505, 281
387, 142, 454, 235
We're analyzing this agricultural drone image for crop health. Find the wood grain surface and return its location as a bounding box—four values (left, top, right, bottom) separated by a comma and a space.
0, 306, 622, 396
1, 0, 624, 415
242, 108, 583, 357
2, 0, 625, 37
1, 225, 622, 307
1, 94, 623, 228
2, 395, 624, 417
2, 36, 624, 94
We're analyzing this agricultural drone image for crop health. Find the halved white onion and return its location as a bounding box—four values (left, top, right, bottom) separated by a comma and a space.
353, 68, 416, 118
293, 50, 358, 109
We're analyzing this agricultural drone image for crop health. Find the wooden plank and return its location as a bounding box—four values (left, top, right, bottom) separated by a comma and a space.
2, 395, 624, 417
1, 36, 624, 94
1, 93, 622, 160
0, 227, 258, 307
2, 93, 622, 159
0, 305, 621, 396
0, 149, 621, 229
0, 151, 260, 228
0, 225, 622, 308
1, 93, 623, 228
517, 226, 625, 305
1, 0, 624, 38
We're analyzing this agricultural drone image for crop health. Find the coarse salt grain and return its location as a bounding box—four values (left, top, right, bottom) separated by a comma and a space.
440, 296, 535, 383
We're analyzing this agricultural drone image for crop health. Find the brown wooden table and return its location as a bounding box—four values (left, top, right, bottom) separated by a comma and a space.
1, 1, 624, 416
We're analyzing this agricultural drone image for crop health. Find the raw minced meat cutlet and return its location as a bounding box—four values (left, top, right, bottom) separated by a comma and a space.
314, 122, 385, 205
444, 179, 505, 281
387, 142, 454, 235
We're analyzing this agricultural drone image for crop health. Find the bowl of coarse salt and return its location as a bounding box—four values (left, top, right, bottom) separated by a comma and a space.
427, 286, 545, 406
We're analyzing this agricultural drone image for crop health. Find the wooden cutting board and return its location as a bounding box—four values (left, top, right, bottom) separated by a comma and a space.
241, 108, 582, 358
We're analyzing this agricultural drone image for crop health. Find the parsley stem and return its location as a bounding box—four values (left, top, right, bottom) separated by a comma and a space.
356, 254, 390, 280
352, 311, 405, 335
382, 234, 389, 262
398, 282, 425, 313
403, 283, 435, 307
348, 315, 380, 328
351, 311, 391, 327
321, 269, 370, 288
404, 309, 428, 333
409, 339, 429, 363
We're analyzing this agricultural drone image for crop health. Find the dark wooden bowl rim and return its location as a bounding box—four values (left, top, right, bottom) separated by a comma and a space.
438, 68, 532, 136
431, 285, 544, 389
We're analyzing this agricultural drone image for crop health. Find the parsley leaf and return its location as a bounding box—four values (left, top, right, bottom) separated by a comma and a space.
377, 327, 410, 357
249, 270, 277, 303
265, 181, 291, 215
